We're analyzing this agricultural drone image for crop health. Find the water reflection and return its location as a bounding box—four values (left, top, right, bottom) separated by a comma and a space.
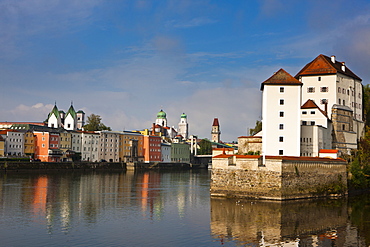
210, 197, 369, 246
0, 171, 369, 246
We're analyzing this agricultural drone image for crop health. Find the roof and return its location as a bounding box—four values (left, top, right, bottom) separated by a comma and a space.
319, 149, 339, 153
212, 118, 219, 126
301, 99, 328, 117
295, 54, 361, 81
49, 104, 60, 119
261, 68, 302, 90
66, 105, 77, 119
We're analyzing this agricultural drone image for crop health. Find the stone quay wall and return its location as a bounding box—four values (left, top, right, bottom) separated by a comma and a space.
210, 155, 348, 200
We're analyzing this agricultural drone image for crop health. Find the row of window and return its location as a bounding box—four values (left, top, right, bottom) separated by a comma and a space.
307, 87, 328, 93
338, 87, 362, 98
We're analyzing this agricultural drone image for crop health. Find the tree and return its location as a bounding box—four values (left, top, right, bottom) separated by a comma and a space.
83, 114, 111, 131
249, 120, 262, 136
363, 84, 370, 127
198, 138, 212, 155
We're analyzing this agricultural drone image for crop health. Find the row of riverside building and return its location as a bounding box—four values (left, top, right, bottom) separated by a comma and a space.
0, 105, 192, 163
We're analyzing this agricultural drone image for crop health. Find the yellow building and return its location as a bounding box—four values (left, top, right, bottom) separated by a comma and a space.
24, 130, 36, 157
59, 130, 72, 161
0, 135, 4, 157
119, 132, 144, 163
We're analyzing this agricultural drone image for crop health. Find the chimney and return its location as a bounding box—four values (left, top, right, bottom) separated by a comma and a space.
331, 55, 336, 63
341, 62, 345, 72
324, 102, 328, 116
152, 123, 155, 135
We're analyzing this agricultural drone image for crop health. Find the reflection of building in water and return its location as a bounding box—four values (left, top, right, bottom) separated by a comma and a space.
210, 198, 349, 246
33, 176, 48, 216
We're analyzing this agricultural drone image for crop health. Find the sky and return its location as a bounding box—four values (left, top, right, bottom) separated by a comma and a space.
1, 0, 370, 142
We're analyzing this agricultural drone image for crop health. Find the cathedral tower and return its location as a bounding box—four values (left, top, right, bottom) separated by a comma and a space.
211, 118, 221, 143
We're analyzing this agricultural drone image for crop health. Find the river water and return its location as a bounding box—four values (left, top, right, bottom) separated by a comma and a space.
0, 170, 369, 246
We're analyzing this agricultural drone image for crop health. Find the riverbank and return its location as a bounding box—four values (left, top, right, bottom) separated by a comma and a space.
0, 161, 200, 171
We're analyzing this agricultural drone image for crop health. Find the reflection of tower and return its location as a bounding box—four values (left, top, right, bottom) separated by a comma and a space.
178, 113, 188, 139
211, 118, 221, 143
155, 109, 167, 127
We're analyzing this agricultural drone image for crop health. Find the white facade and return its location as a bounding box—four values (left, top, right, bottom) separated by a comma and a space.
64, 114, 76, 131
178, 114, 188, 139
98, 131, 120, 162
81, 132, 99, 162
71, 131, 82, 153
2, 131, 25, 156
262, 71, 302, 156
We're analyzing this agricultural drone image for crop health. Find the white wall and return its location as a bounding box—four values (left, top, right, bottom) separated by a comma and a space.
262, 84, 301, 156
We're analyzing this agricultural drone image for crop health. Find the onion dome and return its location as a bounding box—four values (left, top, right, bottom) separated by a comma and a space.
181, 113, 187, 118
157, 110, 166, 119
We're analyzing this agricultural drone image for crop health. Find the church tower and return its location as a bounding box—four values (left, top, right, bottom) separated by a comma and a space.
47, 103, 62, 129
64, 104, 77, 130
155, 110, 167, 127
178, 113, 188, 139
211, 118, 221, 143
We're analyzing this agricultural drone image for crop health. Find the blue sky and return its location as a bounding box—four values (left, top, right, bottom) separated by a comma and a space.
1, 0, 370, 141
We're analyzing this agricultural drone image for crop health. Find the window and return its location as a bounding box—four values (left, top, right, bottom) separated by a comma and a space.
310, 111, 315, 114
318, 77, 321, 81
320, 87, 328, 92
338, 87, 341, 93
279, 111, 284, 117
279, 124, 284, 129
339, 99, 341, 104
279, 136, 284, 142
280, 87, 284, 93
342, 88, 346, 94
279, 150, 284, 155
342, 124, 345, 131
343, 100, 345, 106
302, 111, 307, 115
347, 90, 350, 95
307, 87, 315, 93
302, 121, 307, 125
280, 99, 284, 105
311, 121, 315, 125
321, 99, 328, 104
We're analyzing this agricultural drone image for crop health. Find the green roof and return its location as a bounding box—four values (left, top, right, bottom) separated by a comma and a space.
66, 105, 77, 119
49, 105, 60, 119
157, 110, 166, 119
181, 113, 187, 118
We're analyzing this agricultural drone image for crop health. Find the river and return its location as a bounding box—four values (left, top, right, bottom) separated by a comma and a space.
0, 170, 369, 246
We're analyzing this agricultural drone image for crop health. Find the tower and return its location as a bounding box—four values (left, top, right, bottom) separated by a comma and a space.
155, 109, 167, 127
64, 104, 77, 130
211, 118, 221, 143
76, 110, 85, 130
178, 113, 188, 139
261, 69, 302, 156
47, 103, 62, 129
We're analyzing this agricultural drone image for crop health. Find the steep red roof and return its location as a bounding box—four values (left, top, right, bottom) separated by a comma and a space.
261, 68, 302, 90
295, 54, 361, 81
301, 99, 328, 117
212, 118, 219, 126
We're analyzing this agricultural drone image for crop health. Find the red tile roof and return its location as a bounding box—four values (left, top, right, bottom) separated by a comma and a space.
261, 68, 302, 90
212, 118, 219, 126
319, 149, 338, 153
295, 54, 361, 81
301, 99, 328, 117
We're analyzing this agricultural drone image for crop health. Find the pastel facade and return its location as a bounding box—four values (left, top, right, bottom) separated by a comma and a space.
98, 131, 120, 162
0, 136, 4, 157
24, 130, 36, 156
143, 135, 162, 163
161, 143, 171, 163
81, 131, 99, 162
71, 131, 82, 153
119, 131, 144, 163
34, 131, 62, 162
59, 130, 72, 161
0, 130, 25, 157
171, 143, 190, 163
